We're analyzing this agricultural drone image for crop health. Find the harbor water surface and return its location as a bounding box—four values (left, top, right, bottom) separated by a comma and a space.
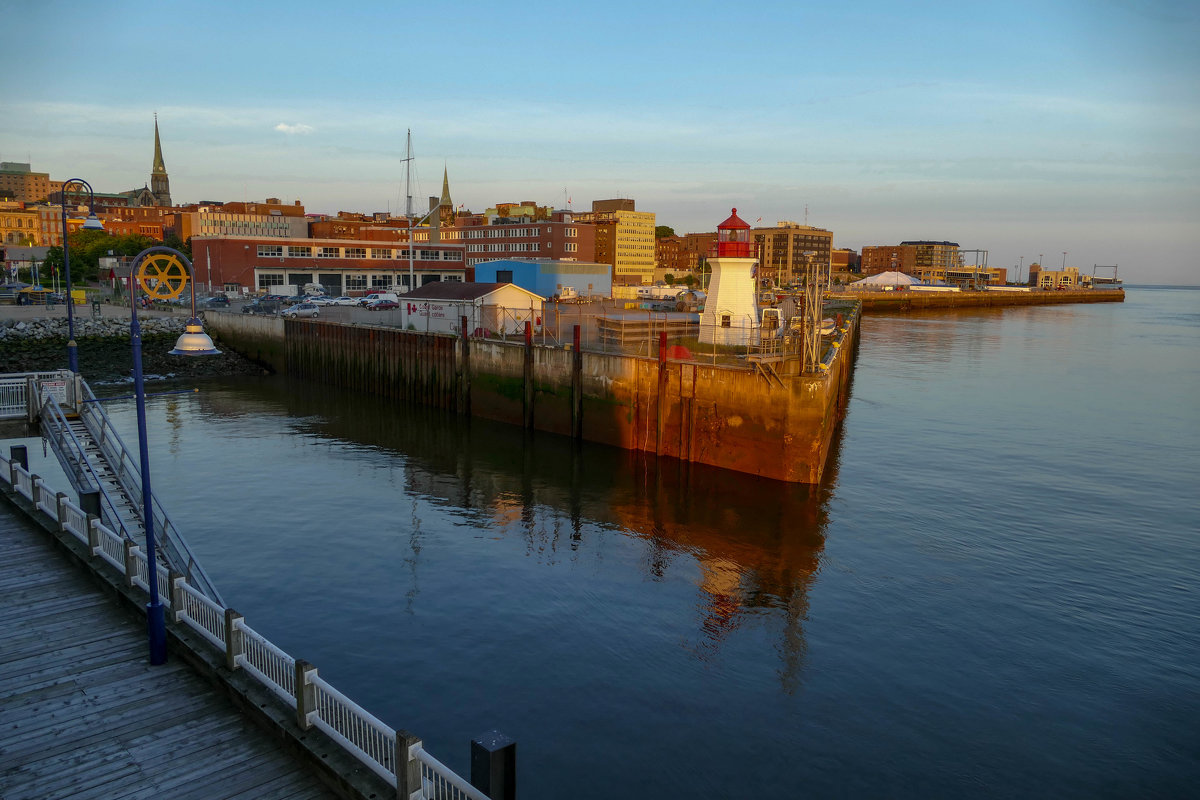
14, 286, 1199, 797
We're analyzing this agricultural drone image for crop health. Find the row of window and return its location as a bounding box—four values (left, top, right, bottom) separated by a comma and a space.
257, 244, 462, 261
256, 271, 465, 292
466, 242, 542, 253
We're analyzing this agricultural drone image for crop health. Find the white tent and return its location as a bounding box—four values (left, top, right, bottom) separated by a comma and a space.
851, 271, 922, 286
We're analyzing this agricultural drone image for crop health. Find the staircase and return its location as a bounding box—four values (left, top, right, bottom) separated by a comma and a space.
37, 380, 224, 606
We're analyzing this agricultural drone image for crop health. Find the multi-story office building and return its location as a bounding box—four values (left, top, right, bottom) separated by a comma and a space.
749, 221, 834, 287
190, 235, 467, 295
573, 199, 656, 285
175, 200, 309, 241
0, 163, 59, 204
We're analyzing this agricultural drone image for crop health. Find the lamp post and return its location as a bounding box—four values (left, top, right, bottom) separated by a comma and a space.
60, 179, 105, 373
128, 246, 221, 665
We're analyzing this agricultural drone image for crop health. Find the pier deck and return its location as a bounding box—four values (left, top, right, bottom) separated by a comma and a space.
0, 500, 339, 800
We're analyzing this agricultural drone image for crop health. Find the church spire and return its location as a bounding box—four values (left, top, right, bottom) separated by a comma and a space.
150, 114, 172, 207
437, 166, 455, 229
440, 166, 452, 207
152, 113, 166, 174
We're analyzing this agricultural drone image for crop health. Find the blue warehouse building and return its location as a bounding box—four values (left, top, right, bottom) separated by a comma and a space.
472, 259, 612, 300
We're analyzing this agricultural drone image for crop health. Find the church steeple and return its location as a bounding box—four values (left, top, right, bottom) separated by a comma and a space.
150, 114, 172, 207
437, 167, 454, 227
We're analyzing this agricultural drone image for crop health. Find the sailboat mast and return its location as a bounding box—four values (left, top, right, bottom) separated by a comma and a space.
402, 129, 415, 293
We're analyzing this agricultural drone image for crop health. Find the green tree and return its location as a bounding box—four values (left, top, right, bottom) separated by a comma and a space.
162, 232, 191, 260
655, 225, 675, 239
664, 273, 676, 285
683, 274, 696, 288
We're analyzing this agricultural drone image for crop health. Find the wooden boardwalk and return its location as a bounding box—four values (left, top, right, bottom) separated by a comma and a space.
0, 501, 340, 800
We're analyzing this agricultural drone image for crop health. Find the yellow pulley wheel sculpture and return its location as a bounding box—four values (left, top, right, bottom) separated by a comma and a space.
136, 252, 190, 300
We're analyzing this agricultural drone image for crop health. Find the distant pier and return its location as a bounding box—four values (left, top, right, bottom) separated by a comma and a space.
829, 287, 1124, 313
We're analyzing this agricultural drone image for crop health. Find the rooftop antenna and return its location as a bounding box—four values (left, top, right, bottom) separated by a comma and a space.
804, 204, 809, 226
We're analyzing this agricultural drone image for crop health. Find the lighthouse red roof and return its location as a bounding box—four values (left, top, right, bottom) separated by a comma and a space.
717, 207, 751, 230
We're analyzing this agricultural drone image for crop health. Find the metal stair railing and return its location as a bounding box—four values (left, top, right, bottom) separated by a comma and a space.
71, 380, 224, 606
38, 395, 142, 546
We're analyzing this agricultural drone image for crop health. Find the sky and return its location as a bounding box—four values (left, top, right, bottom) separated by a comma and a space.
3, 0, 1197, 284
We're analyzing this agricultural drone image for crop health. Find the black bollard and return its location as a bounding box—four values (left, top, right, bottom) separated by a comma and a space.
471, 730, 516, 800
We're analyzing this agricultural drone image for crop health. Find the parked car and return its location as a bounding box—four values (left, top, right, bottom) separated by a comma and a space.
308, 295, 337, 305
366, 299, 400, 311
200, 295, 230, 308
281, 302, 320, 319
358, 292, 400, 307
243, 298, 279, 315
327, 296, 357, 306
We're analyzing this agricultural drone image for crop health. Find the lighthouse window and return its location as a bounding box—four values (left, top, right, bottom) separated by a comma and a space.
720, 314, 731, 328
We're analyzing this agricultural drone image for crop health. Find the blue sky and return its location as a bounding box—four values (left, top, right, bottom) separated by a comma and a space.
3, 0, 1197, 283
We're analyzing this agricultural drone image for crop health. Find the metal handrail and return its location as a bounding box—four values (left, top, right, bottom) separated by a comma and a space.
74, 380, 224, 605
39, 394, 140, 544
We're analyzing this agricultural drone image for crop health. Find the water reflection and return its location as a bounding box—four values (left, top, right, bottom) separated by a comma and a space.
189, 375, 842, 686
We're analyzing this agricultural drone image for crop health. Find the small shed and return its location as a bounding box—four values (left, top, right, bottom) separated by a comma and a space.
473, 259, 612, 300
400, 282, 545, 336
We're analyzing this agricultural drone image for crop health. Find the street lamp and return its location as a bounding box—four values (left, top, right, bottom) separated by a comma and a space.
60, 178, 105, 373
128, 246, 220, 665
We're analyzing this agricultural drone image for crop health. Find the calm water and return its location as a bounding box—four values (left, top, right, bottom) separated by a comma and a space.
12, 287, 1199, 797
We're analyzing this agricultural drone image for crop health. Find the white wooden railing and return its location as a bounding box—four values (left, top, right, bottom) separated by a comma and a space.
0, 454, 486, 800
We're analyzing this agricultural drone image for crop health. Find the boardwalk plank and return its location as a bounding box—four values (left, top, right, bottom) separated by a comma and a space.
0, 502, 340, 800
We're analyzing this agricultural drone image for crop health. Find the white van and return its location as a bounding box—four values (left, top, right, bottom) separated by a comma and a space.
358, 292, 399, 307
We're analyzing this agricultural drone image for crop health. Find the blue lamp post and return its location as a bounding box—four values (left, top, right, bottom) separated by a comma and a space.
128, 246, 220, 665
60, 179, 105, 373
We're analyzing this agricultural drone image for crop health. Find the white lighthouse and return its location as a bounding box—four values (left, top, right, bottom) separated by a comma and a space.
699, 208, 759, 347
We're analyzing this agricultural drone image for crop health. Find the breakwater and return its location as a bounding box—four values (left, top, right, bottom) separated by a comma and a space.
206, 310, 860, 484
830, 287, 1123, 312
0, 315, 266, 380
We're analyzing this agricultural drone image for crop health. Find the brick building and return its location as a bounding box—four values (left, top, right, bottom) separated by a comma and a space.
439, 209, 595, 269
190, 235, 467, 296
861, 241, 959, 279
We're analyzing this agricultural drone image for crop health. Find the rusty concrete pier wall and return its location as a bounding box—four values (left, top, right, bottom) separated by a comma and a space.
831, 287, 1123, 313
208, 313, 860, 484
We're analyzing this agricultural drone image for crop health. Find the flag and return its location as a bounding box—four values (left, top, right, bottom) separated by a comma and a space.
756, 217, 762, 223
568, 196, 572, 204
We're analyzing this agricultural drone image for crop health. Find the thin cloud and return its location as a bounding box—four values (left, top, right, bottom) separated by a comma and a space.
274, 123, 314, 135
